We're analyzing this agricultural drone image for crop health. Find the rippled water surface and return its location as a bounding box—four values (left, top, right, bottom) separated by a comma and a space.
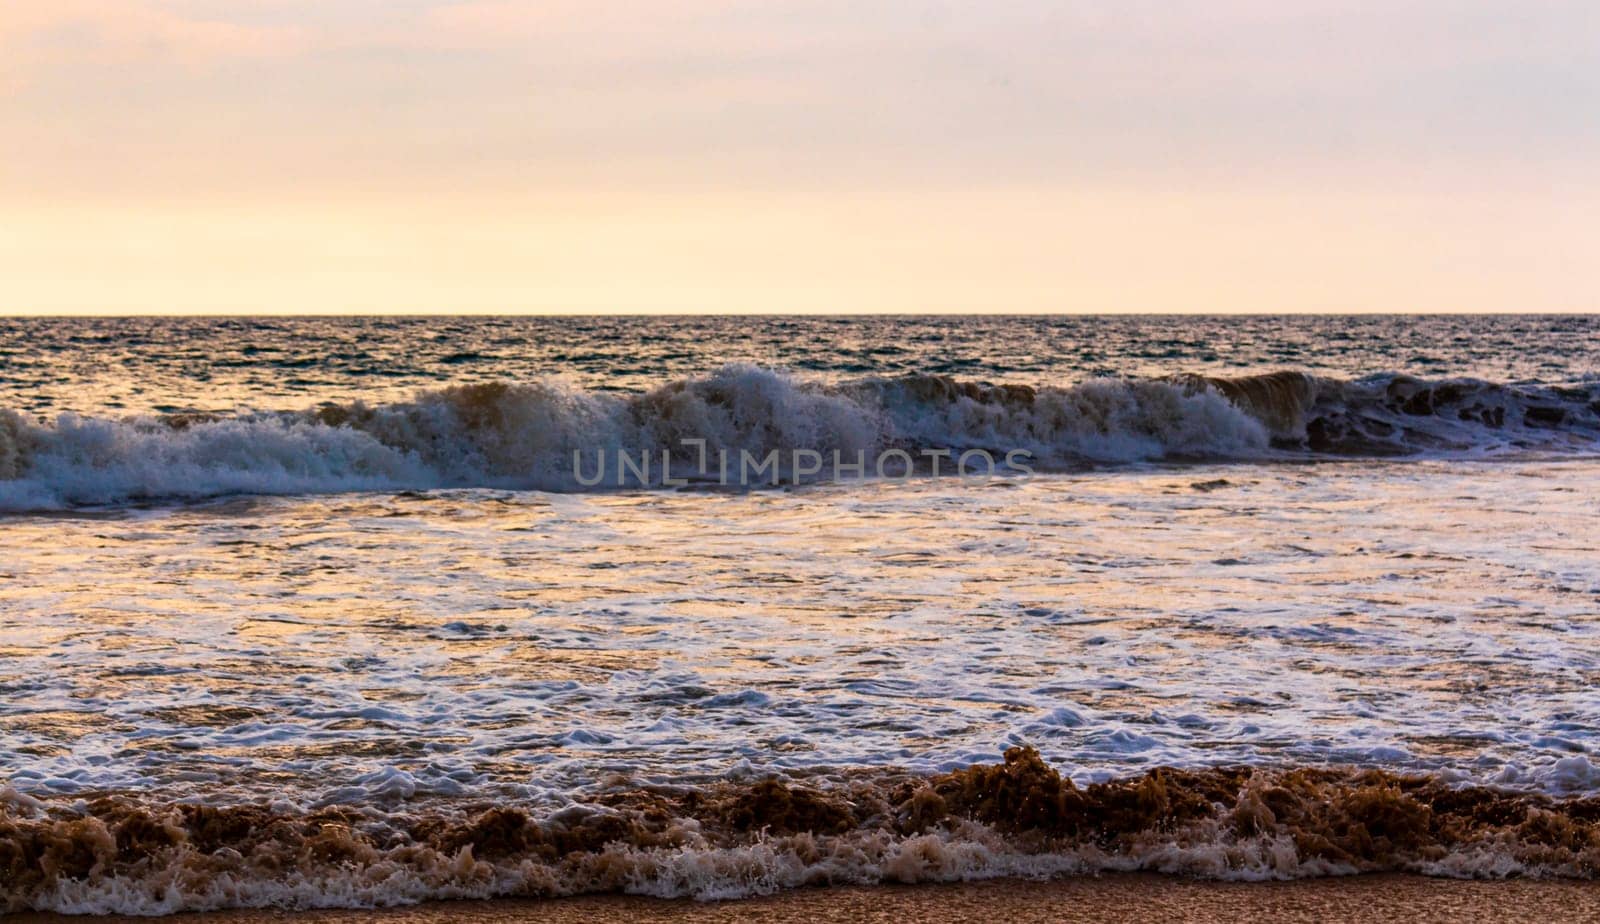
5, 456, 1600, 804
3, 315, 1597, 414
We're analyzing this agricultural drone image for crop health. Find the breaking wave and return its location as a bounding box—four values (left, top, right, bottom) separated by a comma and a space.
2, 366, 1598, 510
5, 747, 1600, 915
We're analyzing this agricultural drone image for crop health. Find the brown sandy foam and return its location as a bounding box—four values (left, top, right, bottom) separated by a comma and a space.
11, 876, 1600, 924
5, 748, 1600, 914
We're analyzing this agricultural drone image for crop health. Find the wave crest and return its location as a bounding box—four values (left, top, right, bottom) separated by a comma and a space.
1, 366, 1597, 510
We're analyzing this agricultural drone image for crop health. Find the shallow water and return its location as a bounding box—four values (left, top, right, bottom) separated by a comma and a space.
5, 459, 1599, 802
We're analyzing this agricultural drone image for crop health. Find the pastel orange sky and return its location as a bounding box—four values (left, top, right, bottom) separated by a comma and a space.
2, 1, 1596, 314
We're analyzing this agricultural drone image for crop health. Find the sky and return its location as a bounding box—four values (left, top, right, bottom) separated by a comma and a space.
1, 1, 1597, 314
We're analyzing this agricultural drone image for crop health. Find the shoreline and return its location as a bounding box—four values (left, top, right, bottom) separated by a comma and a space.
8, 749, 1600, 914
13, 875, 1600, 924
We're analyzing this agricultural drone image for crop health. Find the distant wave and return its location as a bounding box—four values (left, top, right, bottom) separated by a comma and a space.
2, 366, 1598, 510
5, 747, 1600, 914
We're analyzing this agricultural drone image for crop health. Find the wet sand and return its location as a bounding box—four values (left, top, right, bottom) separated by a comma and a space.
15, 875, 1600, 924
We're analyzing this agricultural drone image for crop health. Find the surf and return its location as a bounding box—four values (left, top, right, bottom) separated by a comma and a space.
1, 366, 1597, 510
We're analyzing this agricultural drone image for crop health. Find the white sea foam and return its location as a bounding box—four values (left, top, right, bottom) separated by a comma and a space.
3, 459, 1598, 805
3, 366, 1597, 511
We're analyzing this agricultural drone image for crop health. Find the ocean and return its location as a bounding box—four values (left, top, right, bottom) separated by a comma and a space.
3, 315, 1599, 914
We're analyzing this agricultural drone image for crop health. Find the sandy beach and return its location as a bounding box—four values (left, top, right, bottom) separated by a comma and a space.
13, 876, 1600, 924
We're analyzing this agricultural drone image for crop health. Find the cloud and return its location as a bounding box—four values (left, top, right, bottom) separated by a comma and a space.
1, 0, 309, 77
411, 0, 759, 44
3, 1, 1596, 198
